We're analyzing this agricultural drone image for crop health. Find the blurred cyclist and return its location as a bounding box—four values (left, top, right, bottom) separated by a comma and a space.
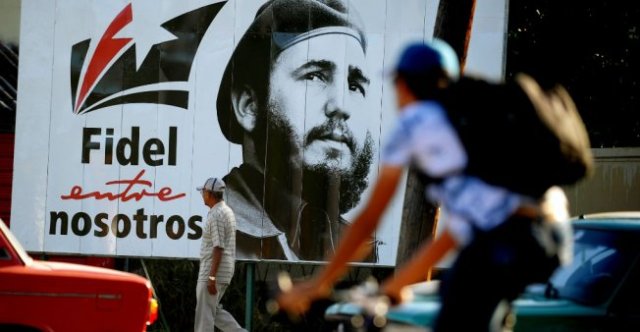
277, 40, 571, 332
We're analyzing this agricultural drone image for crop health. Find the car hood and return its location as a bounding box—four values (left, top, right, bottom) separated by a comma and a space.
326, 288, 603, 328
512, 297, 603, 317
325, 297, 441, 328
0, 259, 149, 288
30, 260, 131, 276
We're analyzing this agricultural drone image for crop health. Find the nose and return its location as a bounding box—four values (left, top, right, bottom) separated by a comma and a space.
324, 83, 350, 121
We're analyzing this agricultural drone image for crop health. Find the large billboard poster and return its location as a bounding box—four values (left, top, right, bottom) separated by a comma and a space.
12, 0, 507, 264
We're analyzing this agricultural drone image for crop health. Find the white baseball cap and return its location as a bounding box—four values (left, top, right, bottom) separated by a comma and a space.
196, 177, 226, 192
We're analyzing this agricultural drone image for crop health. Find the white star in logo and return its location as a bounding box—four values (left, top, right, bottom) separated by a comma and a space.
114, 0, 178, 70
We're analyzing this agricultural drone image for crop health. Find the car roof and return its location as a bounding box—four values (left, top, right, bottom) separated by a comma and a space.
573, 211, 640, 231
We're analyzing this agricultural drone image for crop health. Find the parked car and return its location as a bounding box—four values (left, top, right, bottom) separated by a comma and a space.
325, 212, 640, 331
0, 219, 158, 331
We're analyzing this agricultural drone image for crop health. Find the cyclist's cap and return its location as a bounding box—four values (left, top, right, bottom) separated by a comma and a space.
393, 39, 460, 81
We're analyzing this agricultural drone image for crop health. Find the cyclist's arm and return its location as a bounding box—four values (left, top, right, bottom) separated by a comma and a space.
381, 229, 458, 302
277, 165, 404, 314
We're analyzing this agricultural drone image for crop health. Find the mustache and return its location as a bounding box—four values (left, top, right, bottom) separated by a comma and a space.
304, 120, 356, 153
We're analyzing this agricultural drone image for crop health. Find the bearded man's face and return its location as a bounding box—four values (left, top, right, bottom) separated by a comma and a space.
257, 32, 374, 212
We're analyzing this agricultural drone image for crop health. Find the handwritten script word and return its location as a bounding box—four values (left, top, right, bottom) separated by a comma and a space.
61, 170, 185, 202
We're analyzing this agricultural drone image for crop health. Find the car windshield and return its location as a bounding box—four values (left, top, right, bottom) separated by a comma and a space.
548, 227, 638, 305
0, 221, 33, 265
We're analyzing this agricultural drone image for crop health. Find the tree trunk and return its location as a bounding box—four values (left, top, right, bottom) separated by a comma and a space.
395, 0, 476, 270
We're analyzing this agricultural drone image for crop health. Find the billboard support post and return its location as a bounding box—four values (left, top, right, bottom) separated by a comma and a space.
245, 262, 255, 331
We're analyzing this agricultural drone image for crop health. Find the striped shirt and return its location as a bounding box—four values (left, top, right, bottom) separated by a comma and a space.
198, 201, 236, 284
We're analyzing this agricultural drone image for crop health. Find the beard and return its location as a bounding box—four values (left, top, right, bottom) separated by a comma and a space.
254, 100, 374, 215
302, 133, 373, 213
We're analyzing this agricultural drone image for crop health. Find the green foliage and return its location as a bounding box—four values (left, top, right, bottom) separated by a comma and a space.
143, 259, 199, 331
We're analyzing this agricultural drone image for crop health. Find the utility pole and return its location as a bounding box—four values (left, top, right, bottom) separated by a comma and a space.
395, 0, 476, 270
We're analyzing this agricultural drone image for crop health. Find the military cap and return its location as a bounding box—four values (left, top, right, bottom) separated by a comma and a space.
216, 0, 366, 143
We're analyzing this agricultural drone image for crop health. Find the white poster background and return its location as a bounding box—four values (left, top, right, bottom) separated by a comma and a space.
12, 0, 507, 265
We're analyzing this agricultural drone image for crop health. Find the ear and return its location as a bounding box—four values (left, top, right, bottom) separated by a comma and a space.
231, 86, 259, 132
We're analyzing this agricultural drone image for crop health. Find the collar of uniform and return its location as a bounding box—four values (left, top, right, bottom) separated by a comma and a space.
223, 164, 293, 238
224, 164, 350, 239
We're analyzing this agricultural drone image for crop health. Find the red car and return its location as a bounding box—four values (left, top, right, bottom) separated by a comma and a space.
0, 220, 158, 332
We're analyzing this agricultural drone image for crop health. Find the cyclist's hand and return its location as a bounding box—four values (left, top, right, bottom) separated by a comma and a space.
381, 280, 412, 306
277, 277, 331, 316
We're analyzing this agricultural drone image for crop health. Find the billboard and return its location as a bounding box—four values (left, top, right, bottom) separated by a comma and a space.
12, 0, 507, 264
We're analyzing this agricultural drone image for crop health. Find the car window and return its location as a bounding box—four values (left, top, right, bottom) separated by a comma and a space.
0, 222, 33, 265
549, 228, 638, 305
0, 247, 9, 260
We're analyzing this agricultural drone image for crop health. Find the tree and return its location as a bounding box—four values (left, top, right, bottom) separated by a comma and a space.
507, 0, 640, 148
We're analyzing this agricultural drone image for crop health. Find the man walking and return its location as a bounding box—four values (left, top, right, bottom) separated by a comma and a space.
195, 177, 246, 332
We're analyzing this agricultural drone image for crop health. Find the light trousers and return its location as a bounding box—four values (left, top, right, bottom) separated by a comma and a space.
195, 281, 247, 332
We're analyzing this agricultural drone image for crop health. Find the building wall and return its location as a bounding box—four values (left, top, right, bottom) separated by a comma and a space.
567, 148, 640, 215
0, 0, 19, 224
0, 134, 14, 224
0, 0, 20, 44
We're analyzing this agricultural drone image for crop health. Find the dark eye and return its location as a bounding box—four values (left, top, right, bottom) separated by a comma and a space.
303, 72, 327, 82
349, 81, 366, 96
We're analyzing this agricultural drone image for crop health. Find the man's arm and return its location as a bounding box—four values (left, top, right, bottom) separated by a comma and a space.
207, 210, 226, 295
208, 246, 224, 295
277, 165, 404, 314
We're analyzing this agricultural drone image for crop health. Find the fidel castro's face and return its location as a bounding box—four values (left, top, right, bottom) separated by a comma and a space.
265, 32, 372, 174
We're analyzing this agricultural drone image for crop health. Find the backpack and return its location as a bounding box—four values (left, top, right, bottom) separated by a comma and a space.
436, 73, 594, 198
